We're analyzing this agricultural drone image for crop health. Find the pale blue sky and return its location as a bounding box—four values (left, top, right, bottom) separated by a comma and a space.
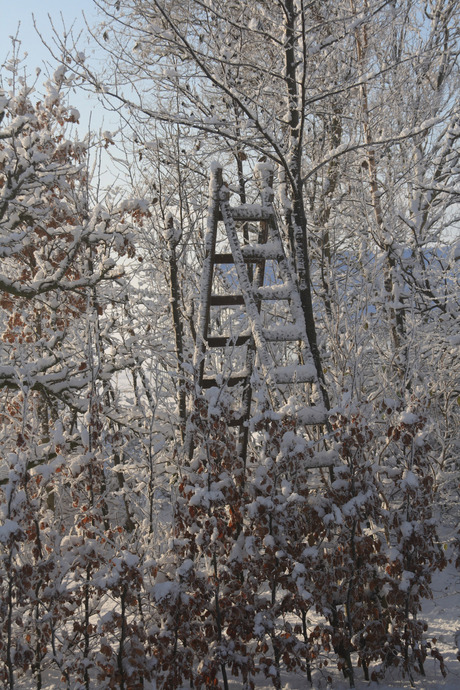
0, 0, 123, 185
1, 0, 98, 72
1, 0, 110, 132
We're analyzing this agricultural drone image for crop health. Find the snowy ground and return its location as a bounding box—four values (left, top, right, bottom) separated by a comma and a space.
13, 504, 460, 689
161, 546, 460, 690
16, 560, 460, 689
197, 546, 460, 690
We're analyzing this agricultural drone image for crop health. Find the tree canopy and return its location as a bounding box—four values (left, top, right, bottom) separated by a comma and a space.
0, 1, 459, 688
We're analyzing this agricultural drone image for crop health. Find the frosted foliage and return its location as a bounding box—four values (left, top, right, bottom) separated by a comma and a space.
0, 1, 459, 689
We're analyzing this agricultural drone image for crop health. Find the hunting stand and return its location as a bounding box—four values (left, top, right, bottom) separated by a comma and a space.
186, 163, 336, 469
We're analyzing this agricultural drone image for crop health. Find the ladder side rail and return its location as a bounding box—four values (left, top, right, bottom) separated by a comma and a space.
238, 205, 270, 462
258, 186, 334, 465
219, 188, 280, 409
253, 163, 306, 370
186, 166, 223, 460
268, 217, 331, 423
266, 215, 317, 371
255, 164, 317, 376
193, 165, 223, 386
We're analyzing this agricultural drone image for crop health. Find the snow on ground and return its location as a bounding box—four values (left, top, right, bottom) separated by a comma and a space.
199, 551, 460, 690
17, 560, 460, 689
14, 514, 460, 689
287, 557, 460, 689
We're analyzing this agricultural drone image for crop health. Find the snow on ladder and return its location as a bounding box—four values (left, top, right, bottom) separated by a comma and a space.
189, 163, 335, 468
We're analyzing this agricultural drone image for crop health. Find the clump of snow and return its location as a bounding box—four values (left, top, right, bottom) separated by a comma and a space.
153, 580, 178, 603
0, 518, 23, 543
400, 411, 419, 425
401, 469, 419, 489
176, 558, 194, 578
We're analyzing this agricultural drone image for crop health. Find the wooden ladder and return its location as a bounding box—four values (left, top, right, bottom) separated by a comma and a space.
188, 163, 336, 468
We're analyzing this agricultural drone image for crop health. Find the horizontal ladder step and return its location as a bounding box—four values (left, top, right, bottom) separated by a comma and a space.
272, 364, 317, 384
229, 204, 272, 221
210, 294, 245, 306
241, 242, 283, 261
201, 373, 249, 389
210, 285, 292, 306
256, 284, 291, 300
206, 334, 252, 347
214, 253, 241, 264
263, 325, 305, 342
214, 242, 284, 264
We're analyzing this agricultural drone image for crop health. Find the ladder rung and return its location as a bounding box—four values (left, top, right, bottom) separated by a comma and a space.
257, 284, 291, 300
214, 252, 265, 264
206, 335, 252, 347
263, 326, 304, 342
214, 242, 283, 265
273, 364, 316, 384
241, 242, 283, 261
230, 204, 272, 221
214, 253, 237, 264
210, 294, 245, 306
202, 374, 248, 389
